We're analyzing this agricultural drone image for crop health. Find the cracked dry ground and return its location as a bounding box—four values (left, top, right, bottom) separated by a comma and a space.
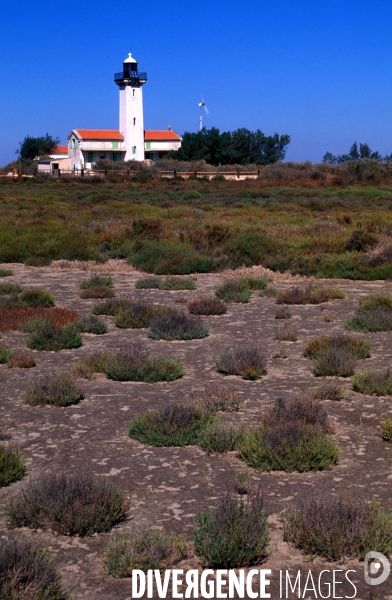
1, 263, 392, 599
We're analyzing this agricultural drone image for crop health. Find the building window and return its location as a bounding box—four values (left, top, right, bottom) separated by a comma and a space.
132, 146, 136, 154
112, 152, 121, 161
87, 152, 94, 162
133, 118, 136, 126
112, 141, 118, 149
146, 141, 151, 149
100, 152, 106, 159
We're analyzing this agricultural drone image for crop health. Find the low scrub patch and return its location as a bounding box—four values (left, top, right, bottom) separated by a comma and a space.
7, 351, 36, 368
80, 285, 115, 299
274, 323, 298, 341
103, 528, 187, 575
0, 306, 78, 331
69, 352, 111, 379
352, 369, 392, 395
0, 286, 55, 309
194, 492, 269, 568
274, 306, 292, 319
79, 274, 114, 289
215, 277, 268, 303
380, 414, 392, 441
148, 309, 209, 340
0, 343, 13, 364
345, 295, 392, 332
5, 472, 130, 536
198, 420, 244, 454
194, 384, 241, 413
130, 239, 215, 275
0, 444, 25, 486
276, 284, 345, 305
128, 401, 213, 446
303, 334, 370, 377
283, 491, 392, 561
311, 379, 346, 401
188, 296, 227, 315
217, 344, 267, 380
115, 300, 165, 329
237, 396, 338, 472
103, 343, 184, 383
92, 297, 130, 316
25, 372, 84, 406
0, 538, 69, 599
0, 282, 22, 295
24, 320, 82, 351
136, 276, 196, 290
234, 470, 253, 495
75, 314, 107, 334
0, 268, 13, 277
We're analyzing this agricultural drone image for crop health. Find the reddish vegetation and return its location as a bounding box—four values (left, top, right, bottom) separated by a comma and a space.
0, 307, 79, 331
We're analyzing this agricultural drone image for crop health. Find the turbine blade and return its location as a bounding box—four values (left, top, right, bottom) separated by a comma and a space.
205, 106, 210, 115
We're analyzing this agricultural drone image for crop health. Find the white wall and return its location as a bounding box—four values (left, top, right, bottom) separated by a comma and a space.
119, 85, 145, 161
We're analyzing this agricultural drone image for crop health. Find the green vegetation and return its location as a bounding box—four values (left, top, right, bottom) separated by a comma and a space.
0, 268, 13, 277
188, 296, 227, 315
303, 334, 371, 377
147, 309, 209, 340
103, 529, 187, 576
24, 320, 82, 351
216, 344, 267, 380
311, 379, 346, 401
345, 295, 392, 332
216, 277, 268, 303
284, 491, 392, 561
17, 133, 60, 161
135, 276, 196, 290
0, 343, 13, 364
24, 372, 84, 406
0, 444, 25, 486
352, 369, 392, 395
79, 274, 115, 299
380, 414, 392, 441
276, 284, 345, 305
93, 298, 165, 329
194, 493, 269, 568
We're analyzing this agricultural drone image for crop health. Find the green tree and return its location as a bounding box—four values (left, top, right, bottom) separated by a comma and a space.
323, 141, 386, 164
17, 133, 60, 162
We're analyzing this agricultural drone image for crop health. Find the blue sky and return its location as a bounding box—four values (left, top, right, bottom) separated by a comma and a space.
1, 0, 392, 166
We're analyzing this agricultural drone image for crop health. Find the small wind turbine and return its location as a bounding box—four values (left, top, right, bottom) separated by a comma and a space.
198, 96, 209, 130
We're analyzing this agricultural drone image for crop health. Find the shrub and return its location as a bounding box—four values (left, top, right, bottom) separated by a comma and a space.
0, 538, 69, 599
0, 268, 13, 277
239, 276, 269, 291
352, 369, 392, 395
324, 312, 334, 322
345, 295, 392, 332
274, 306, 292, 319
0, 444, 25, 486
128, 401, 213, 446
276, 284, 345, 305
135, 276, 161, 289
5, 472, 130, 536
130, 239, 215, 275
148, 309, 209, 340
274, 323, 298, 341
283, 491, 392, 561
0, 343, 13, 363
271, 345, 289, 359
195, 385, 241, 412
198, 420, 244, 454
215, 280, 252, 303
69, 352, 110, 379
103, 529, 187, 576
217, 344, 267, 380
115, 300, 165, 329
136, 276, 197, 290
303, 334, 370, 377
7, 351, 36, 368
0, 282, 22, 295
18, 288, 55, 307
226, 231, 273, 267
345, 230, 378, 252
234, 470, 253, 495
104, 343, 184, 383
25, 372, 84, 406
380, 414, 392, 441
0, 306, 78, 331
311, 379, 346, 401
188, 296, 227, 315
92, 297, 130, 316
194, 492, 269, 568
25, 321, 82, 351
261, 396, 331, 432
75, 314, 107, 334
261, 286, 282, 298
79, 274, 113, 289
80, 286, 115, 299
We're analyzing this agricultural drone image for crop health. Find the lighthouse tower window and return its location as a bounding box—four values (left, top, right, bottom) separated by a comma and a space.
132, 89, 135, 97
132, 146, 136, 154
133, 118, 136, 126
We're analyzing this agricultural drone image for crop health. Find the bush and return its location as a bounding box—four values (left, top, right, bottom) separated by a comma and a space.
345, 295, 392, 332
261, 396, 331, 432
79, 274, 113, 289
92, 297, 130, 316
198, 420, 244, 453
6, 472, 130, 537
345, 230, 378, 252
69, 352, 110, 379
0, 444, 25, 486
7, 351, 36, 368
136, 276, 197, 290
103, 529, 187, 576
276, 284, 345, 305
215, 277, 267, 303
226, 231, 273, 267
128, 401, 213, 446
188, 296, 227, 315
352, 369, 392, 395
274, 306, 292, 319
104, 343, 184, 383
274, 323, 298, 341
25, 372, 84, 406
380, 414, 392, 441
194, 493, 269, 568
234, 470, 253, 495
0, 268, 13, 277
303, 334, 370, 377
0, 343, 13, 363
18, 288, 55, 307
0, 282, 22, 295
283, 491, 392, 561
115, 300, 165, 329
80, 286, 115, 299
217, 344, 267, 380
0, 306, 78, 331
130, 239, 215, 274
195, 385, 241, 412
0, 538, 69, 599
148, 309, 209, 340
25, 321, 83, 351
75, 314, 107, 334
311, 379, 346, 401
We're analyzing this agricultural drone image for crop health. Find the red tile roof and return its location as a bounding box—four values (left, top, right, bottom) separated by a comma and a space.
52, 146, 68, 154
144, 130, 181, 141
74, 130, 124, 141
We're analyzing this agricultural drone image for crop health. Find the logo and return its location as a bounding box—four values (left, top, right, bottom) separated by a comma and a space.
364, 552, 390, 586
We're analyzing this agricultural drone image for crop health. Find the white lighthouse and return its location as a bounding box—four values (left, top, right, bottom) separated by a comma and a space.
114, 52, 147, 161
